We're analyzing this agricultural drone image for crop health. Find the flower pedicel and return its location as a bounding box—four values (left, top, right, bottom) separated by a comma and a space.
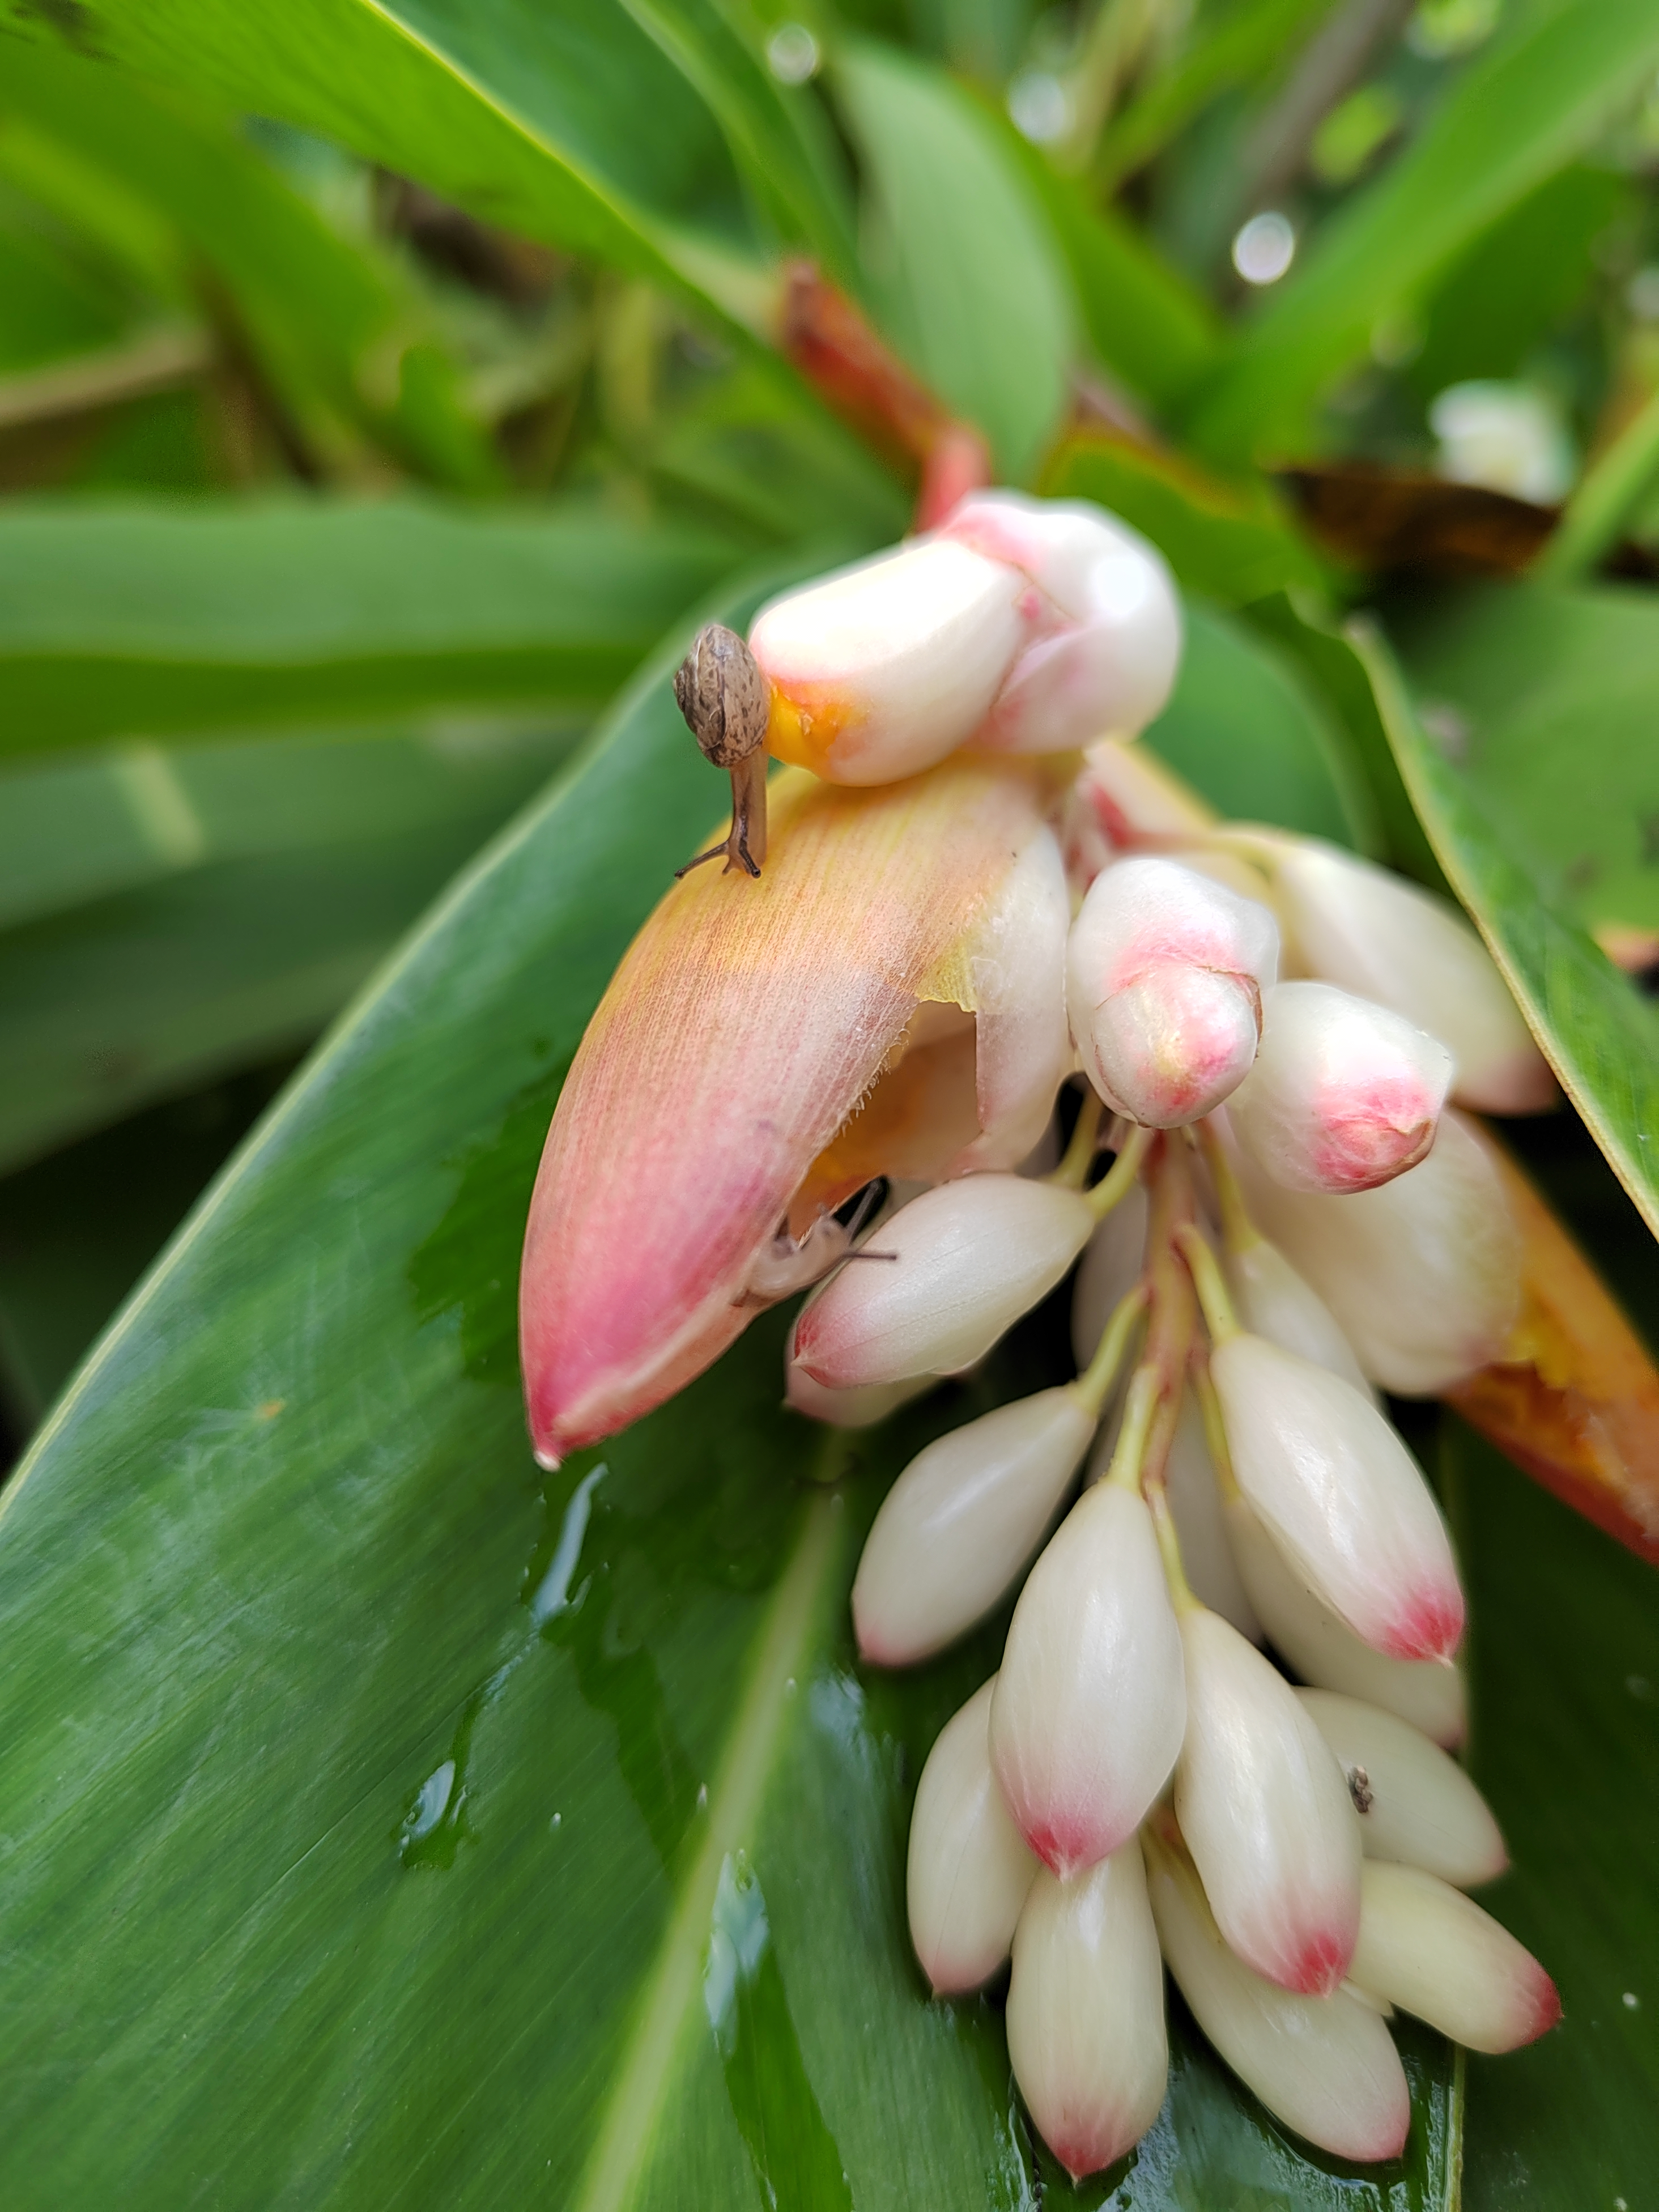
519, 491, 1561, 2176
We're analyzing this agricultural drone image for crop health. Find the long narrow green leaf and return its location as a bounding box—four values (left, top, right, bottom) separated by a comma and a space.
0, 499, 743, 756
834, 41, 1074, 482
1094, 0, 1329, 190
0, 0, 768, 327
0, 40, 497, 486
1185, 0, 1659, 463
0, 570, 1458, 2207
1352, 611, 1659, 1241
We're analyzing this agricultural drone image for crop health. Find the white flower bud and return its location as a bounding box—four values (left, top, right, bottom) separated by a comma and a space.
1222, 1233, 1375, 1403
1145, 1830, 1411, 2163
1006, 1842, 1168, 2179
1069, 1180, 1148, 1369
1211, 1335, 1465, 1663
939, 492, 1182, 752
952, 823, 1074, 1173
1067, 858, 1280, 1128
1297, 1691, 1507, 1888
1227, 1498, 1466, 1746
1350, 1862, 1560, 2052
1270, 838, 1552, 1114
907, 1679, 1040, 1993
784, 1355, 933, 1429
990, 1482, 1185, 1876
792, 1175, 1094, 1390
1236, 1111, 1520, 1394
1228, 982, 1453, 1195
749, 538, 1025, 784
853, 1389, 1096, 1665
1175, 1609, 1361, 1994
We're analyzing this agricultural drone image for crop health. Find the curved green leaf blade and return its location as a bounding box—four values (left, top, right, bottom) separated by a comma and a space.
0, 497, 742, 756
0, 0, 768, 325
0, 576, 1458, 2208
1186, 0, 1659, 465
833, 42, 1074, 482
1352, 609, 1659, 1241
1446, 1416, 1659, 2212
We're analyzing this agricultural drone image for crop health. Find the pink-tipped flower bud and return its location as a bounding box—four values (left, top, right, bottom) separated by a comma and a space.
1270, 837, 1552, 1114
1006, 1841, 1168, 2180
784, 1358, 933, 1430
1211, 1337, 1465, 1663
938, 491, 1181, 752
1226, 1498, 1466, 1746
853, 1389, 1096, 1665
1296, 1691, 1507, 1888
907, 1679, 1040, 1993
1228, 982, 1453, 1195
1349, 1862, 1560, 2052
1067, 858, 1280, 1128
1236, 1111, 1521, 1394
1144, 1828, 1411, 2164
990, 1483, 1186, 1877
793, 1175, 1094, 1390
1175, 1609, 1362, 1994
1222, 1233, 1375, 1403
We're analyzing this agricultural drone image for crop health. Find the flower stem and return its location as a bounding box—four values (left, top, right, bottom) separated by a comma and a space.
1070, 1282, 1150, 1422
1050, 1088, 1105, 1190
1103, 1364, 1161, 1492
1190, 1346, 1240, 1504
1085, 1121, 1153, 1220
1176, 1222, 1239, 1343
1194, 1116, 1258, 1254
1145, 1474, 1198, 1613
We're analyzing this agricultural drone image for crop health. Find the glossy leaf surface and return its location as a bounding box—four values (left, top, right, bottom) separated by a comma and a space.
833, 43, 1073, 482
1358, 610, 1659, 1239
0, 499, 740, 755
0, 587, 1460, 2209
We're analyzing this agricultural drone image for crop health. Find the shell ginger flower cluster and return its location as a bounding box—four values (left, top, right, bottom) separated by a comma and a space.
518, 490, 1561, 2178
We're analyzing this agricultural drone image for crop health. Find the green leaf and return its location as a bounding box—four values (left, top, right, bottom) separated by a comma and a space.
1042, 431, 1330, 605
0, 569, 1458, 2208
1185, 0, 1659, 464
1145, 599, 1379, 850
1445, 1416, 1659, 2212
0, 497, 743, 757
994, 120, 1222, 414
1351, 606, 1659, 1242
0, 0, 769, 327
0, 40, 499, 487
833, 42, 1074, 482
0, 753, 572, 1171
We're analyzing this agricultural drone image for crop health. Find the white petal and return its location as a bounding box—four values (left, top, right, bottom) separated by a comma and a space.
1226, 1498, 1466, 1746
990, 1482, 1185, 1876
941, 492, 1182, 752
792, 1175, 1094, 1389
1350, 1862, 1560, 2052
1222, 1233, 1376, 1403
1006, 1841, 1168, 2178
853, 1389, 1096, 1665
1296, 1691, 1507, 1887
907, 1678, 1040, 1993
1069, 1181, 1149, 1369
1236, 1111, 1520, 1393
1176, 1609, 1361, 1993
1229, 981, 1453, 1194
784, 1355, 934, 1428
1145, 1831, 1410, 2163
948, 823, 1073, 1174
1272, 838, 1552, 1113
750, 538, 1025, 784
1211, 1335, 1465, 1661
1068, 857, 1280, 1127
